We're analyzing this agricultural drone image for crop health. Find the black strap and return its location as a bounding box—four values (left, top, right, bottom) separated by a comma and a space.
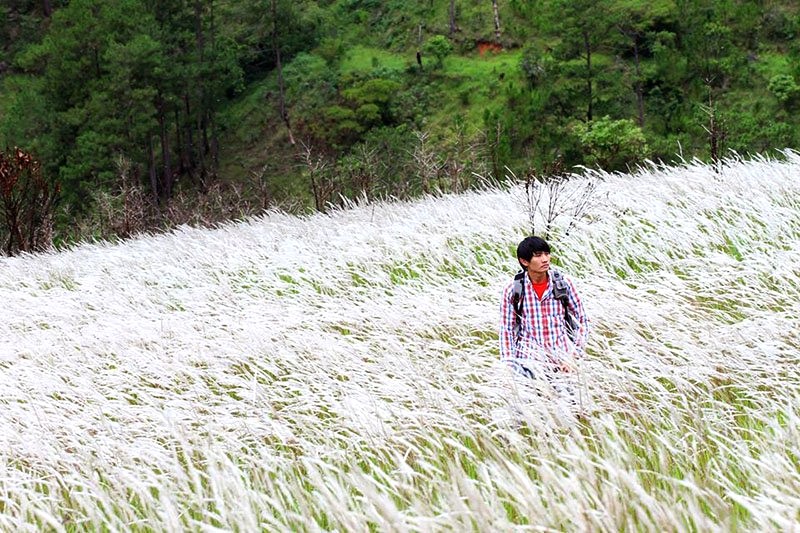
513, 269, 576, 342
512, 270, 526, 337
551, 271, 576, 341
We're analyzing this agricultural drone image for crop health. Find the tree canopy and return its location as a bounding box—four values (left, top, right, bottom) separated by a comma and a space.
1, 0, 799, 248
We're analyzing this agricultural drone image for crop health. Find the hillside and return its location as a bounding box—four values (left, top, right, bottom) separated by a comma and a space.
1, 155, 799, 529
3, 1, 800, 249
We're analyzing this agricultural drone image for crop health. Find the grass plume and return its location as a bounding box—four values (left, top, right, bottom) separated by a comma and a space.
1, 153, 799, 530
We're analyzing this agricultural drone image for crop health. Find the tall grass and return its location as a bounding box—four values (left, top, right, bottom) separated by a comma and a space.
1, 153, 799, 530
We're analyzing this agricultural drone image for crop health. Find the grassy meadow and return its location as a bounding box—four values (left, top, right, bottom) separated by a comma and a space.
1, 154, 800, 530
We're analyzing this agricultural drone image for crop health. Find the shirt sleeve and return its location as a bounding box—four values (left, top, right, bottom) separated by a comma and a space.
499, 282, 517, 361
565, 276, 590, 356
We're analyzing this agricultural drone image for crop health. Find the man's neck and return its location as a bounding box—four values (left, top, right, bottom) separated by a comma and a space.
528, 270, 548, 284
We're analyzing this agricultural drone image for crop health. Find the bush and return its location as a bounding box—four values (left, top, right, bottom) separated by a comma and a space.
768, 74, 799, 104
423, 35, 453, 68
0, 147, 58, 255
519, 47, 557, 88
572, 116, 650, 171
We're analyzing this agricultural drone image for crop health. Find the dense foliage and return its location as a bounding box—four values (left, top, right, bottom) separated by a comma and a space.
1, 0, 799, 248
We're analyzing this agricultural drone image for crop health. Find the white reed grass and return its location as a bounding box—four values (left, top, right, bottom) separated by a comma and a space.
1, 152, 800, 530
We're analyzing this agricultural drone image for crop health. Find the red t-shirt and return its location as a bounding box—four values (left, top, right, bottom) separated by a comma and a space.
532, 278, 549, 299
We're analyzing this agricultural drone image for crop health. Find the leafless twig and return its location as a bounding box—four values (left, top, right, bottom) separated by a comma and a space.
512, 162, 602, 239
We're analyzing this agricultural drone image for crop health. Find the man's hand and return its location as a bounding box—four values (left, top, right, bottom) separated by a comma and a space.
558, 355, 578, 373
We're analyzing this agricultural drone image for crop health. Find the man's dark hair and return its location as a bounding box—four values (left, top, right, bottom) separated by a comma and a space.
516, 236, 551, 263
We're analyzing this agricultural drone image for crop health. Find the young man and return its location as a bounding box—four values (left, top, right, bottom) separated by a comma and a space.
499, 236, 589, 383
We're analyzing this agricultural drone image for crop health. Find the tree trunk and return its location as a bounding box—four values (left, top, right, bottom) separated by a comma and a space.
148, 137, 159, 203
194, 0, 208, 185
4, 199, 22, 254
194, 1, 205, 53
449, 0, 456, 36
311, 173, 321, 211
706, 85, 722, 168
491, 0, 501, 43
709, 109, 718, 164
157, 94, 173, 199
208, 0, 220, 170
209, 111, 219, 175
182, 93, 195, 178
272, 0, 295, 145
174, 106, 186, 176
42, 0, 53, 17
200, 114, 210, 186
93, 46, 101, 78
633, 35, 644, 128
583, 29, 593, 123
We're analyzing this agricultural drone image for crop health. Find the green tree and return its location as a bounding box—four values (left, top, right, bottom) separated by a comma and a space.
548, 0, 613, 123
342, 78, 402, 123
318, 105, 363, 148
12, 0, 243, 212
16, 0, 149, 205
422, 35, 452, 68
608, 0, 678, 127
573, 116, 650, 171
768, 74, 800, 106
0, 0, 54, 59
519, 46, 557, 89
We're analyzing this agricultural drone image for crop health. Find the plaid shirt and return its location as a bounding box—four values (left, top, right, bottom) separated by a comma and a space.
499, 269, 589, 363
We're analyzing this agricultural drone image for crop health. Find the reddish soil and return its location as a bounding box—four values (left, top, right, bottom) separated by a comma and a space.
477, 41, 503, 55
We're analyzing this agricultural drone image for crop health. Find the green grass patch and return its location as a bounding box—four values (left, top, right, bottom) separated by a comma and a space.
719, 235, 744, 261
340, 45, 409, 75
752, 51, 793, 79
444, 50, 523, 79
387, 261, 423, 284
350, 268, 370, 286
428, 50, 523, 127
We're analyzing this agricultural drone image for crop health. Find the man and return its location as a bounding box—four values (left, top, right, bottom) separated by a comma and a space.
499, 236, 589, 391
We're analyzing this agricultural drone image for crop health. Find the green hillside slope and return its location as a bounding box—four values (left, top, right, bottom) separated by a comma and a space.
2, 1, 800, 246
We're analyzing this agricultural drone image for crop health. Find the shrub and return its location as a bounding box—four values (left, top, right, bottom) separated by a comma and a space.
423, 35, 453, 68
768, 74, 799, 104
573, 116, 650, 172
519, 47, 557, 88
0, 147, 59, 255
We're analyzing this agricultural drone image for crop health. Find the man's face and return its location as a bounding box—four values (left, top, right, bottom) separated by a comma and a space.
520, 251, 550, 274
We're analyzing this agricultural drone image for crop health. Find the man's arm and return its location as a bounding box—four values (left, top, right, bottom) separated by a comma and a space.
565, 276, 590, 355
499, 283, 517, 361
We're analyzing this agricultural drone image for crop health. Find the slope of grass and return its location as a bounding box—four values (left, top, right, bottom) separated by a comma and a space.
339, 45, 410, 75
437, 49, 523, 126
215, 35, 525, 187
1, 153, 800, 529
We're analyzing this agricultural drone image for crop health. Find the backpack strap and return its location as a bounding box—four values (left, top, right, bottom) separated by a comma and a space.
511, 270, 526, 340
550, 269, 577, 342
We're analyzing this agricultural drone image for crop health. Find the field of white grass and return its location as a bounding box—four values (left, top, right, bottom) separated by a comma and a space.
1, 154, 799, 531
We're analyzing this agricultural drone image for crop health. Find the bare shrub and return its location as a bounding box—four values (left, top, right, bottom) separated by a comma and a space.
441, 124, 489, 193
246, 163, 273, 212
410, 130, 444, 195
340, 142, 383, 200
165, 180, 257, 227
299, 140, 338, 211
0, 147, 59, 255
73, 156, 278, 243
410, 127, 489, 195
74, 156, 156, 241
511, 161, 603, 239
